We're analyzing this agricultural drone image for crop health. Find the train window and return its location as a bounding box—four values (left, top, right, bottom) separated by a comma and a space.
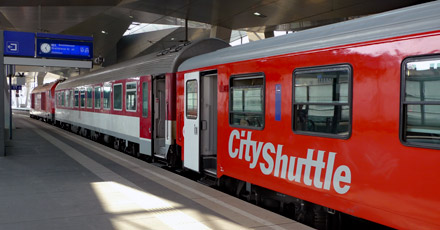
94, 87, 101, 109
69, 90, 73, 108
86, 87, 92, 108
113, 83, 122, 110
186, 80, 198, 119
229, 73, 265, 129
61, 91, 65, 106
66, 90, 70, 107
103, 84, 111, 109
126, 82, 137, 112
80, 89, 85, 108
74, 90, 79, 107
293, 65, 352, 138
56, 92, 60, 106
142, 82, 148, 117
402, 56, 440, 148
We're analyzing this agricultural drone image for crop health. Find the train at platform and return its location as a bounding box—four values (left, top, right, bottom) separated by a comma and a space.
30, 2, 440, 229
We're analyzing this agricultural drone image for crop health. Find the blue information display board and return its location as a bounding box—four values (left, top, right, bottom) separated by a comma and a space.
4, 31, 35, 57
36, 38, 93, 60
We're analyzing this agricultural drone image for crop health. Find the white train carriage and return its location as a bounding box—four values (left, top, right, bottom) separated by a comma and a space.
54, 39, 229, 163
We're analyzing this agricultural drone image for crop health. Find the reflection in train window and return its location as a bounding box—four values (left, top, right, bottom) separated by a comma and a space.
229, 74, 265, 129
293, 65, 352, 138
186, 80, 198, 119
103, 84, 111, 110
126, 82, 137, 112
113, 83, 122, 110
402, 56, 440, 147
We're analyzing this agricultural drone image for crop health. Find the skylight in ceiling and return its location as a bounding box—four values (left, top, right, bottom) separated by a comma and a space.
123, 22, 180, 36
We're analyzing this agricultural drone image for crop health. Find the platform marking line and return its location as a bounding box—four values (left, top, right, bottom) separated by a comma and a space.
23, 117, 296, 230
22, 120, 212, 230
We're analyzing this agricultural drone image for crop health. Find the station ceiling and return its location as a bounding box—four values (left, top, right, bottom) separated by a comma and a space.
0, 0, 432, 77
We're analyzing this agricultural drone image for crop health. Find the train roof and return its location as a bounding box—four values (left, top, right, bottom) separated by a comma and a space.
178, 1, 440, 72
31, 80, 60, 94
56, 38, 229, 90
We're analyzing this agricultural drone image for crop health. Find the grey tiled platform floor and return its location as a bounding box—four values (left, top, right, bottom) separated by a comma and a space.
0, 115, 312, 230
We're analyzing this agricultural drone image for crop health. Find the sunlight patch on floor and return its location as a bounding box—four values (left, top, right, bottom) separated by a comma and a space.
91, 181, 212, 230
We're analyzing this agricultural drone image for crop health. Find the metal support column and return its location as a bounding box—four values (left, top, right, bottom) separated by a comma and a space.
7, 65, 13, 139
0, 31, 5, 156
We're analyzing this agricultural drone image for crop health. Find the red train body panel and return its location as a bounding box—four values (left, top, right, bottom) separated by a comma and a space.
30, 80, 60, 122
175, 10, 440, 230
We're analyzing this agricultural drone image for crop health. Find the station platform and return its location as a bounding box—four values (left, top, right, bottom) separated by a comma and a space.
0, 114, 313, 230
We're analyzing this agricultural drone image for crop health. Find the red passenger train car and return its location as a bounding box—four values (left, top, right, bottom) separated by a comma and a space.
175, 2, 440, 229
30, 80, 60, 123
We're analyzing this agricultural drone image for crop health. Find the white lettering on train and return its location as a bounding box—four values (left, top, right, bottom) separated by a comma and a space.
228, 130, 352, 194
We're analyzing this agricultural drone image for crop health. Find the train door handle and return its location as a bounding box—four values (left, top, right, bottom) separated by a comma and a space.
194, 124, 198, 135
149, 128, 151, 133
201, 120, 207, 130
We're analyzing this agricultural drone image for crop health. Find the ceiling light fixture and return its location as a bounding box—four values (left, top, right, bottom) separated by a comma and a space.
101, 30, 107, 34
253, 12, 267, 18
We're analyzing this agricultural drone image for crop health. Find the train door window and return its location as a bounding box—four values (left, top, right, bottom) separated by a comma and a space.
142, 82, 148, 117
80, 89, 85, 108
186, 80, 198, 119
229, 73, 265, 129
87, 87, 93, 108
401, 56, 440, 148
293, 65, 352, 138
103, 84, 111, 110
95, 86, 101, 109
126, 82, 137, 112
113, 83, 123, 111
74, 90, 79, 108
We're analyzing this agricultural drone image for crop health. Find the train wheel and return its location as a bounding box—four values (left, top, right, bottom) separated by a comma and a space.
113, 138, 123, 151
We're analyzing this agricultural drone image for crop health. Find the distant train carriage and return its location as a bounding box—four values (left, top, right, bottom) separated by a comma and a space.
175, 2, 440, 229
30, 80, 60, 123
53, 39, 228, 163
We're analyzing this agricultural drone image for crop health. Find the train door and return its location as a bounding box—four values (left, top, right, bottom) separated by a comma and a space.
41, 92, 46, 112
184, 72, 200, 172
152, 75, 167, 159
183, 70, 218, 174
200, 71, 218, 175
139, 76, 153, 156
